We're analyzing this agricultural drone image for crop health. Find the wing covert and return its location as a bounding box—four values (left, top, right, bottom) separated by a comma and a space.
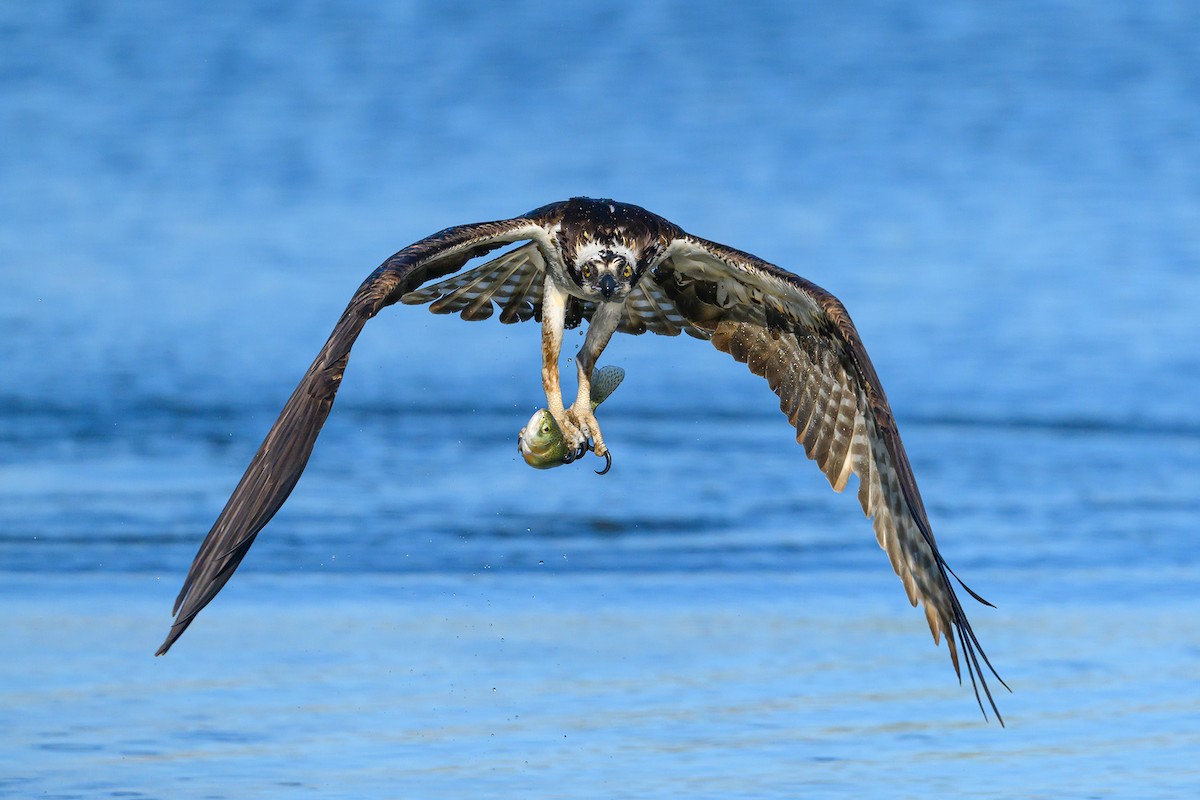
398, 241, 547, 323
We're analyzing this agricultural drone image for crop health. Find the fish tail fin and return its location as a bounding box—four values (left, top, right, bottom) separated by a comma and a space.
590, 365, 625, 408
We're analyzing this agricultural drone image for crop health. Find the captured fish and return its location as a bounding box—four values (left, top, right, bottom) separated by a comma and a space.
518, 365, 624, 474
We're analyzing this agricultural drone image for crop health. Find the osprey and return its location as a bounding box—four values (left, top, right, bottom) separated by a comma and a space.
157, 197, 1007, 722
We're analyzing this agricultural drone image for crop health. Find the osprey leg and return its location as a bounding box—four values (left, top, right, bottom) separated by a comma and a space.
540, 281, 587, 453
567, 301, 623, 460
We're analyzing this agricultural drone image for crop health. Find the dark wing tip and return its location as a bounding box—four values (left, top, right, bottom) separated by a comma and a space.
155, 621, 188, 656
940, 550, 1011, 725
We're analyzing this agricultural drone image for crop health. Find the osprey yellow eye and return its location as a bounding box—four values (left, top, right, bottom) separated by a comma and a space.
582, 264, 593, 280
622, 263, 632, 278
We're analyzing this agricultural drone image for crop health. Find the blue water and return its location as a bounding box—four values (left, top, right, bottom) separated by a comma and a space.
3, 2, 1199, 797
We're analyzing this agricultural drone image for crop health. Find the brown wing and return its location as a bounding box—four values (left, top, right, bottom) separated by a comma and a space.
652, 234, 1007, 723
156, 211, 562, 655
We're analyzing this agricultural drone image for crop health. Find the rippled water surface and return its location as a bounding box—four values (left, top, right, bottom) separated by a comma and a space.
2, 2, 1199, 798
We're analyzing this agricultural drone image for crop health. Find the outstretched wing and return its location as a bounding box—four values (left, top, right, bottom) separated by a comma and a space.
651, 233, 1008, 722
156, 210, 561, 655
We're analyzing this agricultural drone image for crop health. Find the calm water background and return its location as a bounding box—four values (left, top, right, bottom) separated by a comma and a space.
2, 2, 1198, 797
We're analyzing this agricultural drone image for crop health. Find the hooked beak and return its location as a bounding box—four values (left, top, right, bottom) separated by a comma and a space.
599, 274, 618, 299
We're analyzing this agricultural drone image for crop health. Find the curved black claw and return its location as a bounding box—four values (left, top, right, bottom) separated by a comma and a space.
560, 440, 590, 466
561, 438, 607, 472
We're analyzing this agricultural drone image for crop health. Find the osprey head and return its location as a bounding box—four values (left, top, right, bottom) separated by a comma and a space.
554, 197, 670, 301
569, 241, 639, 301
